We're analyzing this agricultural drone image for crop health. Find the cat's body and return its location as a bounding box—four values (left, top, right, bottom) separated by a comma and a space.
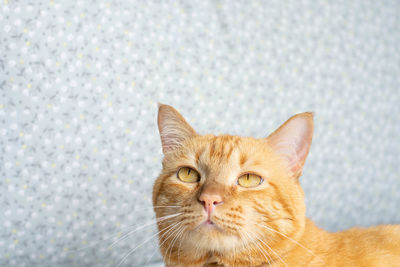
153, 104, 400, 267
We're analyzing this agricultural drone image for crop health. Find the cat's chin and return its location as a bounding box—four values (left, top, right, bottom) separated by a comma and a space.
183, 220, 242, 252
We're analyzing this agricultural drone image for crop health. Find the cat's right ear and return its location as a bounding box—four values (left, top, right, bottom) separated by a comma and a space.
157, 104, 197, 154
266, 112, 314, 178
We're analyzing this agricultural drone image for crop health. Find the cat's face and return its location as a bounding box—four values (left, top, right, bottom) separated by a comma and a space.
153, 104, 313, 260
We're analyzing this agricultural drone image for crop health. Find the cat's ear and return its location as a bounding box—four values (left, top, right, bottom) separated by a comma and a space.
157, 104, 197, 154
267, 112, 314, 178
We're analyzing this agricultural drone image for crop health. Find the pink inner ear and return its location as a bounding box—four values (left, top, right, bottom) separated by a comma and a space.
268, 114, 313, 175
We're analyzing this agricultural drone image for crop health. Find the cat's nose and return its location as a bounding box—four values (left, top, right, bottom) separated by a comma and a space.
198, 192, 223, 215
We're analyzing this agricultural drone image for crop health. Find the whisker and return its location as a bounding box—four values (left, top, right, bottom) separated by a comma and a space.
116, 222, 180, 267
109, 212, 182, 249
167, 225, 185, 267
67, 212, 181, 253
138, 205, 182, 210
259, 224, 316, 257
153, 205, 181, 208
241, 230, 273, 265
156, 212, 182, 223
144, 226, 176, 266
254, 233, 288, 267
176, 226, 186, 263
126, 205, 181, 214
67, 219, 159, 253
244, 228, 288, 267
161, 225, 182, 267
144, 222, 183, 266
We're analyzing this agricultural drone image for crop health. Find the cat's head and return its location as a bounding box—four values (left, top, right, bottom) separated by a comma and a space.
153, 104, 313, 259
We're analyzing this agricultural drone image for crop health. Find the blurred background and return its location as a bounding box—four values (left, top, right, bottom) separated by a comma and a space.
1, 0, 399, 266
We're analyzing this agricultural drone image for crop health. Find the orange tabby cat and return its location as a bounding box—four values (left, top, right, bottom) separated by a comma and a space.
152, 104, 400, 267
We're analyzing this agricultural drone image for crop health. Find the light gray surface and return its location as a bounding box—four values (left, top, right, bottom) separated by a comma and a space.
1, 0, 400, 266
144, 264, 163, 267
141, 264, 163, 267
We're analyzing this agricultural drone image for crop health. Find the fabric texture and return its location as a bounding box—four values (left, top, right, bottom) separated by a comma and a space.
1, 0, 399, 266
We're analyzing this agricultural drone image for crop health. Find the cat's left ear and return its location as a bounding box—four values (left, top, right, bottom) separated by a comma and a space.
266, 112, 314, 178
157, 104, 197, 154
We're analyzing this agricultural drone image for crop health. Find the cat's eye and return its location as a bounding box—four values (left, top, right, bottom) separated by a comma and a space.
237, 173, 263, 188
177, 167, 200, 183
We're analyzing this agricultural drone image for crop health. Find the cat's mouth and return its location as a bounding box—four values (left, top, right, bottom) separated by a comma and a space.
198, 218, 223, 232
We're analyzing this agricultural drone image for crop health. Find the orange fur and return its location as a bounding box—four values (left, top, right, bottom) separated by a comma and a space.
153, 104, 400, 267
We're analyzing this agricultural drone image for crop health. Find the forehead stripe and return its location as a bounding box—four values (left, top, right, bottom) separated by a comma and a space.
207, 135, 239, 162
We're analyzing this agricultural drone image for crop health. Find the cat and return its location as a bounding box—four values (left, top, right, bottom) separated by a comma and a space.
152, 104, 400, 267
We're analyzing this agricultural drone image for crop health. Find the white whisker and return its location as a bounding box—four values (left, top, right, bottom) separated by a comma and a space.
259, 224, 316, 257
167, 225, 185, 266
176, 226, 186, 263
67, 220, 155, 253
109, 212, 182, 249
144, 222, 183, 266
66, 212, 181, 253
141, 205, 182, 211
156, 212, 182, 223
241, 230, 273, 265
116, 222, 179, 267
152, 205, 182, 208
254, 233, 288, 267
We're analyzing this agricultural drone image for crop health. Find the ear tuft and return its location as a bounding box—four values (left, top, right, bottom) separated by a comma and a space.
157, 104, 197, 154
267, 112, 314, 178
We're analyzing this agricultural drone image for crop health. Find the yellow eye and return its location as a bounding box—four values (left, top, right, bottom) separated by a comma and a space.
177, 167, 200, 183
237, 173, 263, 188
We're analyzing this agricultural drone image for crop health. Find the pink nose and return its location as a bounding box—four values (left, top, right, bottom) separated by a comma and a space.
198, 192, 223, 215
